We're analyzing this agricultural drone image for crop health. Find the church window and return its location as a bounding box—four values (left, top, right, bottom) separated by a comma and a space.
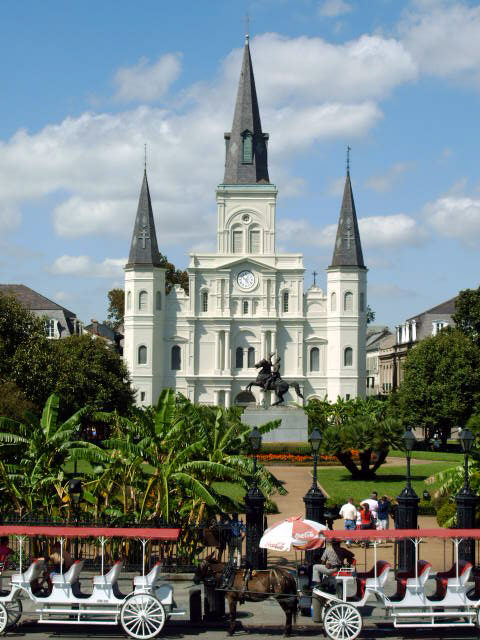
344, 291, 353, 312
249, 228, 260, 254
156, 291, 162, 311
243, 300, 249, 314
331, 292, 336, 312
359, 292, 365, 312
283, 291, 289, 313
242, 131, 253, 164
140, 391, 146, 401
248, 347, 255, 368
233, 229, 243, 253
171, 345, 181, 370
127, 291, 132, 311
310, 347, 319, 372
235, 347, 244, 369
202, 291, 208, 312
46, 319, 56, 338
138, 345, 147, 365
344, 347, 353, 367
139, 290, 148, 311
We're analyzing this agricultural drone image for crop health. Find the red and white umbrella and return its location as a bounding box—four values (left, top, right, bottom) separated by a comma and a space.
259, 516, 327, 552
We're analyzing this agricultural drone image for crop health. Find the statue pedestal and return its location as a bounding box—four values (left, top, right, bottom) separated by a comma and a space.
241, 406, 308, 443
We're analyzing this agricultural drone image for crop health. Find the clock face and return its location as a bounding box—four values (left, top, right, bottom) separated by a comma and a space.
237, 270, 255, 289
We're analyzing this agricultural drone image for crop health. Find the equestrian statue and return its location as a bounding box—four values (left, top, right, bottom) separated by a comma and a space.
245, 353, 304, 406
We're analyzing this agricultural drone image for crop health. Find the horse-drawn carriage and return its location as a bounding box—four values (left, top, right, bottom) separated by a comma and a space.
0, 524, 185, 639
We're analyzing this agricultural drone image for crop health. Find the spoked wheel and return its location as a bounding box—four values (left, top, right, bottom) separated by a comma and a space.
120, 594, 166, 639
5, 599, 22, 627
0, 603, 8, 634
321, 600, 334, 622
323, 602, 362, 640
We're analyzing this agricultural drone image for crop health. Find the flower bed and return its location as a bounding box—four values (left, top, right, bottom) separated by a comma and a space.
250, 450, 360, 465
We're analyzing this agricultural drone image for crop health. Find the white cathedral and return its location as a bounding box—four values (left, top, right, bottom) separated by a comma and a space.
124, 37, 367, 408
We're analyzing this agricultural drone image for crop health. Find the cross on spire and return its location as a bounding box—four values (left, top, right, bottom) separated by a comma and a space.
245, 12, 249, 43
344, 225, 354, 249
346, 145, 351, 174
144, 143, 147, 171
312, 270, 318, 286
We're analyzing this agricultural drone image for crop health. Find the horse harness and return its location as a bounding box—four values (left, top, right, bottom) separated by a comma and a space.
217, 564, 285, 602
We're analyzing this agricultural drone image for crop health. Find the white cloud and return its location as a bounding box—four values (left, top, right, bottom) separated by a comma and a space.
51, 255, 126, 278
318, 0, 352, 18
424, 195, 480, 246
0, 204, 21, 232
365, 162, 413, 193
399, 1, 480, 81
328, 177, 346, 196
113, 53, 182, 102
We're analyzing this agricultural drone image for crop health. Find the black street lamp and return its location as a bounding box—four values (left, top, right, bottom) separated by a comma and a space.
245, 427, 266, 569
304, 428, 325, 525
396, 426, 419, 572
456, 427, 477, 564
68, 478, 83, 559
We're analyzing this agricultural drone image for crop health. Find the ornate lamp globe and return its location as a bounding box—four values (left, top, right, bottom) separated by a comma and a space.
249, 427, 262, 453
68, 478, 83, 506
309, 428, 322, 454
402, 426, 416, 452
460, 427, 475, 454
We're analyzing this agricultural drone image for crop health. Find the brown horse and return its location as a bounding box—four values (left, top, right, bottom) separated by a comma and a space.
193, 556, 298, 636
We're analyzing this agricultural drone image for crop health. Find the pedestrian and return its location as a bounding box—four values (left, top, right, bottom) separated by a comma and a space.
390, 499, 399, 529
377, 495, 391, 532
339, 497, 357, 545
360, 491, 379, 521
227, 513, 246, 567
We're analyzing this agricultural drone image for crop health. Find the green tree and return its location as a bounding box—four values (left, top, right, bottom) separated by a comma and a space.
396, 328, 480, 443
0, 380, 36, 421
453, 285, 480, 346
366, 305, 376, 325
107, 288, 125, 328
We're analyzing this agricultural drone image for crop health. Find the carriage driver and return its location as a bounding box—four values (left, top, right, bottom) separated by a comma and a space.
311, 541, 355, 588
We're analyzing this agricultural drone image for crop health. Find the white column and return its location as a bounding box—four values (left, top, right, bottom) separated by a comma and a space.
213, 390, 219, 406
225, 330, 230, 372
225, 389, 231, 408
214, 331, 220, 371
261, 332, 266, 359
271, 330, 277, 355
412, 320, 417, 342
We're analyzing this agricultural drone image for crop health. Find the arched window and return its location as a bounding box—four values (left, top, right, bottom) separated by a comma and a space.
331, 291, 336, 312
359, 292, 365, 312
156, 291, 162, 311
202, 291, 208, 312
235, 347, 244, 369
171, 345, 181, 370
283, 291, 289, 313
310, 347, 319, 372
344, 292, 353, 312
46, 318, 56, 338
344, 347, 353, 367
243, 300, 249, 314
138, 345, 147, 365
249, 227, 260, 254
243, 131, 253, 163
232, 228, 243, 253
139, 290, 148, 311
248, 347, 255, 368
127, 291, 132, 310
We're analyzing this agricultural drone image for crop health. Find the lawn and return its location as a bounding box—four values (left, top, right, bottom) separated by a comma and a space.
389, 450, 464, 463
316, 461, 457, 504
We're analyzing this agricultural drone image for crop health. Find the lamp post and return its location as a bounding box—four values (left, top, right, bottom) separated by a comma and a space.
245, 427, 266, 569
456, 427, 477, 564
396, 426, 419, 572
304, 428, 325, 524
68, 478, 83, 559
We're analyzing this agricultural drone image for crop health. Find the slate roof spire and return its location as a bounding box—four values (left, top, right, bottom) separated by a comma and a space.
330, 163, 365, 269
223, 36, 269, 184
126, 170, 163, 268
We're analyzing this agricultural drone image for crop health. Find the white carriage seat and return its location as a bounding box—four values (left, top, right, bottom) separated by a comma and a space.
447, 562, 472, 591
11, 558, 46, 586
155, 583, 174, 606
134, 562, 162, 590
406, 560, 431, 592
51, 559, 84, 585
93, 560, 123, 586
365, 561, 390, 592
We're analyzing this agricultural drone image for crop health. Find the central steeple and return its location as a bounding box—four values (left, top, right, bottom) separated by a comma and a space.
223, 36, 269, 184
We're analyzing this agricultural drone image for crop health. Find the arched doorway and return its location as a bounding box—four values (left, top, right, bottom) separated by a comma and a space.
235, 390, 256, 406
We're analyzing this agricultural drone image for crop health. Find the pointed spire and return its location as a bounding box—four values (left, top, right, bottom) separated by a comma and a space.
330, 165, 365, 269
223, 37, 269, 184
126, 170, 163, 268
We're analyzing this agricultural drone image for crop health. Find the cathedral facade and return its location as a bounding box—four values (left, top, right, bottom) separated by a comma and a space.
124, 38, 367, 408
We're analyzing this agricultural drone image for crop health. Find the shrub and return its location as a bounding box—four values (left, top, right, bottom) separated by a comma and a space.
436, 502, 457, 527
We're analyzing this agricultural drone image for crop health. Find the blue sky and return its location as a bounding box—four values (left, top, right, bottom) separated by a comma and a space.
1, 0, 480, 328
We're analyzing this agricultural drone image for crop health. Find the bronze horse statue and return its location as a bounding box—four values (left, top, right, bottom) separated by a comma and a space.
245, 356, 304, 406
193, 555, 298, 636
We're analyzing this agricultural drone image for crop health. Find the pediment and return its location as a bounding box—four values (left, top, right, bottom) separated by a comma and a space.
213, 256, 276, 272
164, 335, 188, 343
305, 336, 328, 344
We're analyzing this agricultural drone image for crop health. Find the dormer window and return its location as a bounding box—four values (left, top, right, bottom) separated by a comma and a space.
242, 131, 253, 164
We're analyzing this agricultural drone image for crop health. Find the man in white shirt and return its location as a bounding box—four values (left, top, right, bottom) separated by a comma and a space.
360, 492, 379, 521
339, 497, 357, 545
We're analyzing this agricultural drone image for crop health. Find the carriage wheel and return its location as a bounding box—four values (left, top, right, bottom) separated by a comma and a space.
321, 600, 334, 622
323, 602, 362, 640
120, 594, 166, 639
0, 603, 8, 634
5, 599, 22, 627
